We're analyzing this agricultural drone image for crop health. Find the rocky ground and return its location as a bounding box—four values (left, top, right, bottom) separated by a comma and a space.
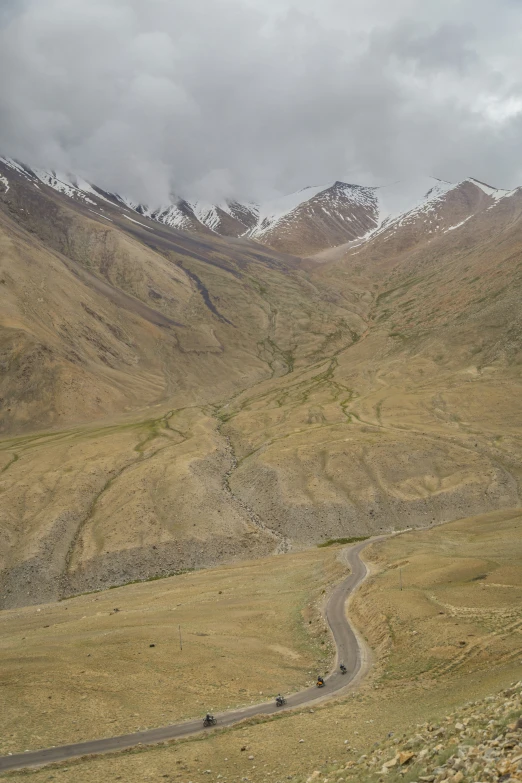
300, 682, 522, 783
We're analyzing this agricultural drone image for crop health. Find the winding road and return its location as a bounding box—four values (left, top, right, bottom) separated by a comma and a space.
0, 538, 377, 773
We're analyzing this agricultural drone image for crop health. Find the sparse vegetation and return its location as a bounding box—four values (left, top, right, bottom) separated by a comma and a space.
4, 512, 520, 783
2, 156, 522, 695
0, 547, 344, 757
318, 536, 369, 548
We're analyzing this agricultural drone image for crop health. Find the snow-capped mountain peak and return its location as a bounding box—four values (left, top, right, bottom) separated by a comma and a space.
374, 177, 455, 225
1, 156, 518, 256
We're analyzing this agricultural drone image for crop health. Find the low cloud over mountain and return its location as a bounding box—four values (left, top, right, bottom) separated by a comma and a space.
1, 0, 522, 203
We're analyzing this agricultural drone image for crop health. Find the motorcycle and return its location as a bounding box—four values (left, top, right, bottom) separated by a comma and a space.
340, 663, 347, 674
316, 677, 325, 688
203, 714, 217, 727
275, 695, 286, 707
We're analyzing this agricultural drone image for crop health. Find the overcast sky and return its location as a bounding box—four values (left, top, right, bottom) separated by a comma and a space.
1, 0, 522, 203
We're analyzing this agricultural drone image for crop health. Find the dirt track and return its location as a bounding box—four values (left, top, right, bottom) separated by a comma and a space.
0, 538, 376, 773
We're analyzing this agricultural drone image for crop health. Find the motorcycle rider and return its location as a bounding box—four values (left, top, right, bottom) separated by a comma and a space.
340, 662, 347, 674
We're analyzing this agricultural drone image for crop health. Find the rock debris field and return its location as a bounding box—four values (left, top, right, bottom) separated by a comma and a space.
300, 681, 522, 783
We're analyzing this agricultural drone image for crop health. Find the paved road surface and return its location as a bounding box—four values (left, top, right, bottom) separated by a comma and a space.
0, 538, 377, 773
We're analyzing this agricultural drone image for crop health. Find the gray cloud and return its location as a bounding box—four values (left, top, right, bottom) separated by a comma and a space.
1, 0, 522, 203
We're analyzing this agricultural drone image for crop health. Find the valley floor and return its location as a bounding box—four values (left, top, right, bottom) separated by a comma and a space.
2, 509, 521, 782
0, 546, 342, 755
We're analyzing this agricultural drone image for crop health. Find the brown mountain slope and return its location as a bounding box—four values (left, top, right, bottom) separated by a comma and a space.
347, 178, 514, 265
1, 166, 522, 608
0, 167, 368, 606
211, 190, 522, 546
0, 166, 364, 435
252, 182, 379, 255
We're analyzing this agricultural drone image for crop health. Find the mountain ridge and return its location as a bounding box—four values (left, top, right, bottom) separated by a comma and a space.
2, 156, 518, 255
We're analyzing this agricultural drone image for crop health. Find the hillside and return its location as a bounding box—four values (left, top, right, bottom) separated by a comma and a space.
298, 685, 522, 783
3, 159, 516, 255
0, 159, 369, 606
2, 511, 520, 782
0, 157, 366, 434
1, 157, 522, 607
0, 545, 343, 756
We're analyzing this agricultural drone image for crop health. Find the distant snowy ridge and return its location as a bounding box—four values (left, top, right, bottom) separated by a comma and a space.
138, 176, 518, 244
1, 156, 518, 252
375, 177, 455, 224
0, 157, 118, 211
468, 177, 514, 201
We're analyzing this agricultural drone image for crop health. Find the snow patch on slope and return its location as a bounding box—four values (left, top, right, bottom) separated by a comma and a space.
188, 201, 222, 231
123, 214, 154, 231
72, 177, 117, 205
445, 215, 473, 232
112, 194, 138, 211
375, 177, 455, 225
30, 168, 97, 205
221, 200, 258, 220
150, 204, 192, 230
89, 209, 112, 222
467, 178, 510, 201
466, 178, 520, 209
0, 157, 34, 179
251, 184, 330, 235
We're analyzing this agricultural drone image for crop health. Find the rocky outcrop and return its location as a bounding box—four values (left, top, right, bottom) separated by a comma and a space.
301, 682, 522, 783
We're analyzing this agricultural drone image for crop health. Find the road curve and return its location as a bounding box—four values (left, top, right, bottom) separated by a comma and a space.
0, 538, 378, 773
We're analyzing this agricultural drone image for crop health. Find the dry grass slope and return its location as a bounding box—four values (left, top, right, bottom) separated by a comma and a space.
0, 546, 343, 755
2, 511, 520, 783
